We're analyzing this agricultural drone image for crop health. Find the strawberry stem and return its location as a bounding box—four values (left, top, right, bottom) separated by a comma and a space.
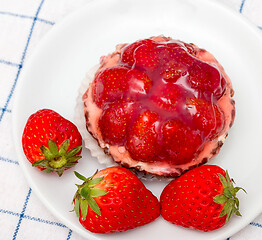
73, 171, 108, 220
49, 155, 67, 169
32, 139, 82, 176
213, 170, 246, 222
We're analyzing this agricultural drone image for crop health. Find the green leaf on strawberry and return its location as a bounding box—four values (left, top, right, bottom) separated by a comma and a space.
213, 171, 247, 223
73, 171, 107, 219
32, 139, 82, 177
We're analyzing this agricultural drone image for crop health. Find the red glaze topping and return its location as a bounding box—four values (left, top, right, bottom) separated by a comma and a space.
93, 38, 227, 165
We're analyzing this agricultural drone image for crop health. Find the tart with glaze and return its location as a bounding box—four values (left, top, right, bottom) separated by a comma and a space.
82, 36, 235, 177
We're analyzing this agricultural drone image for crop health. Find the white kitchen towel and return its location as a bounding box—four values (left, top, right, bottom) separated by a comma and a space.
0, 0, 261, 239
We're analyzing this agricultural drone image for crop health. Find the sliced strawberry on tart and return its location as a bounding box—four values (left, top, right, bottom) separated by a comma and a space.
82, 36, 235, 177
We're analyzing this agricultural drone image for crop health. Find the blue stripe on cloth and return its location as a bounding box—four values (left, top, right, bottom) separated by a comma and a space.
23, 215, 67, 228
0, 156, 19, 165
12, 188, 32, 240
258, 26, 262, 30
0, 209, 20, 217
250, 222, 262, 228
67, 229, 73, 240
0, 0, 46, 124
0, 11, 34, 20
37, 18, 55, 25
0, 59, 21, 67
0, 107, 11, 113
0, 11, 54, 25
0, 64, 22, 123
0, 207, 68, 229
240, 0, 246, 13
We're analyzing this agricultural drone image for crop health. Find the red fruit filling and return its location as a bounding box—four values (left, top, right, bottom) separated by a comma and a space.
186, 98, 225, 139
94, 66, 152, 107
86, 36, 233, 172
126, 110, 161, 162
149, 82, 195, 114
99, 101, 137, 145
162, 120, 203, 165
121, 39, 159, 70
188, 61, 226, 99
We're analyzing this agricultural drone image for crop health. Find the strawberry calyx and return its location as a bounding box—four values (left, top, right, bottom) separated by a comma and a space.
213, 170, 247, 223
32, 139, 82, 177
73, 171, 108, 220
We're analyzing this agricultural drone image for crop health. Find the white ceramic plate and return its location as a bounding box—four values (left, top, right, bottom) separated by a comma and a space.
13, 0, 262, 239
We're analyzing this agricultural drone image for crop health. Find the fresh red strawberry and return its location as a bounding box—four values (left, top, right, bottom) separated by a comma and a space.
99, 101, 137, 145
162, 120, 203, 165
73, 167, 160, 233
126, 110, 161, 162
120, 39, 159, 71
188, 60, 226, 99
160, 165, 246, 232
186, 98, 225, 139
22, 109, 82, 176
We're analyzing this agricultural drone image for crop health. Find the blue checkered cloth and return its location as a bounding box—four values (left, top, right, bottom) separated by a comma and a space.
0, 0, 261, 239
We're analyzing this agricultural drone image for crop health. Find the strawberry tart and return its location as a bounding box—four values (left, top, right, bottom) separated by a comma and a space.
81, 36, 235, 177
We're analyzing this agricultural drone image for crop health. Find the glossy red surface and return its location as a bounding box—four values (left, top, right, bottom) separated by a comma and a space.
93, 38, 227, 165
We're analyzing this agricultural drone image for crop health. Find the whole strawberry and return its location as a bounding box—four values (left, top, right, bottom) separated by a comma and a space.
160, 165, 246, 232
73, 167, 160, 233
22, 109, 82, 176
